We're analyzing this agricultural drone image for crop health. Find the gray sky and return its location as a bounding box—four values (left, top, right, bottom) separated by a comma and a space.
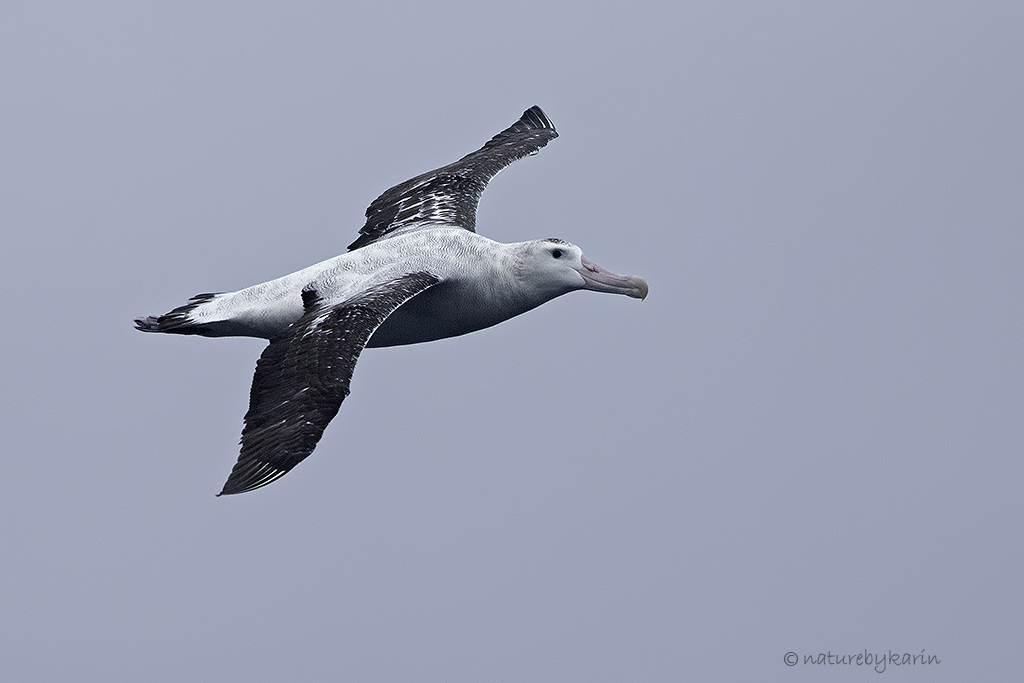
1, 2, 1021, 680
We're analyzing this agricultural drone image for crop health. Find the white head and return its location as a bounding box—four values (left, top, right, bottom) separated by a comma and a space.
514, 238, 648, 306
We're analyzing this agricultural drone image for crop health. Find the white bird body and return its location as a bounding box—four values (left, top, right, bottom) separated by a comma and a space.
177, 229, 541, 345
136, 107, 647, 495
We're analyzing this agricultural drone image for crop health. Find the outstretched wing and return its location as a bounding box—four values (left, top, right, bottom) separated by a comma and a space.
347, 106, 558, 251
218, 272, 441, 495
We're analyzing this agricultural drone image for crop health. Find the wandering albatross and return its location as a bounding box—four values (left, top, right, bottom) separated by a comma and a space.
135, 106, 648, 496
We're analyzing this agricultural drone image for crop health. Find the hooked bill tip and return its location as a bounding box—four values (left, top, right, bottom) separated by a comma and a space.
636, 278, 649, 301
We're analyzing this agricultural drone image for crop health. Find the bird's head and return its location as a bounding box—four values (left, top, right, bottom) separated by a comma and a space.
516, 238, 648, 303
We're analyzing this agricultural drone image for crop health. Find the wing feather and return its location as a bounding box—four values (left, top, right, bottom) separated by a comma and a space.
217, 272, 441, 495
347, 106, 557, 251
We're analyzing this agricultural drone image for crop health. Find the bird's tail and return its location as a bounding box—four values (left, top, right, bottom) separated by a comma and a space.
134, 292, 223, 336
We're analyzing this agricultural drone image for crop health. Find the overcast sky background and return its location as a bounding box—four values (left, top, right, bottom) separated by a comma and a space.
1, 2, 1021, 681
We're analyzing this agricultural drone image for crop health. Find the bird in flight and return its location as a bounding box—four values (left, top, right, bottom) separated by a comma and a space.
136, 106, 648, 495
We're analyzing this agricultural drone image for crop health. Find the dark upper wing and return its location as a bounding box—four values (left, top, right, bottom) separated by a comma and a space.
217, 272, 441, 495
347, 106, 558, 251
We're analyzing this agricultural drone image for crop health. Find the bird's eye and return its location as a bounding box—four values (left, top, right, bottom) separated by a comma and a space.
552, 249, 563, 259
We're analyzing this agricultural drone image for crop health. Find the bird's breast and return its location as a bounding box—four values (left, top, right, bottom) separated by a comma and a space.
365, 276, 531, 348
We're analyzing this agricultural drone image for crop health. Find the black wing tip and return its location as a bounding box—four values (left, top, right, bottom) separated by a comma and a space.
216, 481, 251, 497
216, 478, 246, 496
489, 105, 558, 144
520, 105, 556, 133
216, 483, 248, 497
217, 468, 288, 496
